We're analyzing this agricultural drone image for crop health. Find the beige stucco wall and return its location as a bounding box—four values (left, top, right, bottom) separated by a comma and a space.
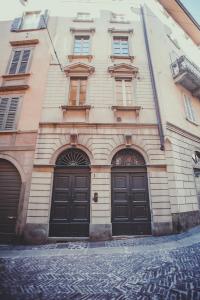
24, 0, 200, 240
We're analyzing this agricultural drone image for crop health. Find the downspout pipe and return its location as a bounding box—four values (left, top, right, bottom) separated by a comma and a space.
140, 5, 165, 151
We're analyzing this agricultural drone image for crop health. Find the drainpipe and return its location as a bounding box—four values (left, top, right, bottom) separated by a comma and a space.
140, 5, 165, 151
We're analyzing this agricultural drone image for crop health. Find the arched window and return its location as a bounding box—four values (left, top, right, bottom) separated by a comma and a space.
112, 149, 145, 167
56, 148, 90, 167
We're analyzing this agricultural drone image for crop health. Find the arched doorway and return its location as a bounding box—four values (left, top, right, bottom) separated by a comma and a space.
49, 148, 91, 237
0, 159, 21, 241
111, 149, 151, 235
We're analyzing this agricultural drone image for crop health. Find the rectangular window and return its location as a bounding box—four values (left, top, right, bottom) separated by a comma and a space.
183, 94, 195, 123
74, 36, 90, 55
21, 12, 40, 30
113, 36, 129, 56
76, 12, 91, 21
111, 13, 125, 22
0, 97, 20, 130
115, 78, 133, 106
69, 78, 87, 106
8, 49, 31, 75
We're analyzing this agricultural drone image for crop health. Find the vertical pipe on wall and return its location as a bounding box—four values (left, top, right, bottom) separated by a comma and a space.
140, 5, 165, 151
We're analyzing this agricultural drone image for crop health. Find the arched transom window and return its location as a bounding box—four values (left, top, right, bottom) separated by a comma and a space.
56, 148, 90, 167
112, 149, 145, 167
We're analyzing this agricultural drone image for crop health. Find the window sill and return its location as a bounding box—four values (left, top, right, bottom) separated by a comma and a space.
2, 73, 31, 79
68, 55, 93, 62
0, 130, 17, 133
0, 85, 29, 92
112, 105, 141, 119
112, 105, 141, 111
110, 55, 135, 62
110, 20, 130, 24
10, 39, 39, 46
73, 19, 94, 23
61, 105, 91, 111
61, 105, 91, 122
12, 28, 46, 33
186, 117, 199, 126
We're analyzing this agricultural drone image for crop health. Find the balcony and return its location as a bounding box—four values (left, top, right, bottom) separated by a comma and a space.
171, 56, 200, 99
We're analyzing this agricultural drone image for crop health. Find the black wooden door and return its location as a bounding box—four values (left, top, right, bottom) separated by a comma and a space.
49, 168, 90, 237
0, 159, 21, 241
112, 170, 151, 235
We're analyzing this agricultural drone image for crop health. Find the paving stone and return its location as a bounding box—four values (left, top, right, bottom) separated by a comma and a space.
1, 227, 200, 299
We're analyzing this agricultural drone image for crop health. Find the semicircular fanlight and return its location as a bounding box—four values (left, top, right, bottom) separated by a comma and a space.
56, 148, 90, 167
112, 149, 145, 167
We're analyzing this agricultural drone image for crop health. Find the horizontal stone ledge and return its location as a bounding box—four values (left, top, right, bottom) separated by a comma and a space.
0, 145, 35, 151
0, 85, 29, 91
10, 39, 39, 46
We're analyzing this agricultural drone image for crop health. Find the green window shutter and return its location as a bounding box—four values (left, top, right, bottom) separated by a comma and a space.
0, 97, 20, 130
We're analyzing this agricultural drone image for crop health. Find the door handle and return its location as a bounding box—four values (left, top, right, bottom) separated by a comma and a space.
7, 216, 16, 220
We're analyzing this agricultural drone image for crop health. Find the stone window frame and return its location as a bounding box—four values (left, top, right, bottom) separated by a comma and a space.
110, 12, 130, 24
73, 12, 94, 23
64, 62, 95, 107
6, 46, 34, 76
183, 93, 197, 125
108, 63, 141, 120
68, 28, 95, 62
108, 28, 134, 62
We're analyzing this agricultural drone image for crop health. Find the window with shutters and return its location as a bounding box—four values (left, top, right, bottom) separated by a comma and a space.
11, 10, 48, 31
115, 78, 133, 105
74, 36, 90, 55
0, 97, 20, 130
21, 12, 41, 30
69, 77, 87, 106
113, 36, 129, 56
183, 94, 196, 123
8, 48, 31, 75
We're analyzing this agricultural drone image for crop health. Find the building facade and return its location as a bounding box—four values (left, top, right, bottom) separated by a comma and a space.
0, 11, 51, 241
0, 0, 200, 243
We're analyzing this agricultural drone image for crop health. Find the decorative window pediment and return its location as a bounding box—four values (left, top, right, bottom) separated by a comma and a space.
64, 63, 95, 77
108, 63, 138, 78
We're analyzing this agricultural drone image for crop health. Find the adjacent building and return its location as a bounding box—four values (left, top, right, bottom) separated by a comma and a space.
0, 10, 51, 241
0, 0, 200, 243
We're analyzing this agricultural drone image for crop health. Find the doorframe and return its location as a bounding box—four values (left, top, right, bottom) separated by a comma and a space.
49, 166, 91, 238
0, 156, 24, 238
111, 165, 152, 235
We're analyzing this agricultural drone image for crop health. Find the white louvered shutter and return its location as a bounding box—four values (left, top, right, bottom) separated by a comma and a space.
8, 49, 31, 75
0, 97, 20, 130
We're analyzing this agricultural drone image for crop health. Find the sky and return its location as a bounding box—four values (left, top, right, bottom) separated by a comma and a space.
181, 0, 200, 24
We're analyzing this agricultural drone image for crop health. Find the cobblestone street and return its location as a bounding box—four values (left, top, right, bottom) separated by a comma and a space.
1, 227, 200, 300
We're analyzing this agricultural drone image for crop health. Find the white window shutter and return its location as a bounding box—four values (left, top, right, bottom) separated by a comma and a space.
0, 97, 20, 130
9, 50, 22, 74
